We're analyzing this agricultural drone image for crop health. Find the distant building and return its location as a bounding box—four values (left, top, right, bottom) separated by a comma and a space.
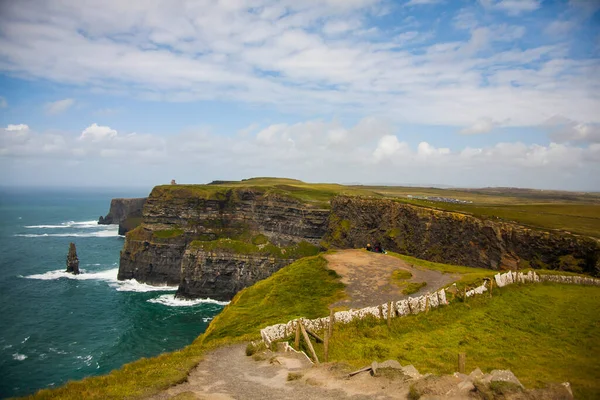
171, 179, 177, 185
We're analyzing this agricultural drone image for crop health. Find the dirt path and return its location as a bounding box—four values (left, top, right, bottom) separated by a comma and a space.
147, 343, 411, 400
149, 250, 459, 400
325, 250, 458, 309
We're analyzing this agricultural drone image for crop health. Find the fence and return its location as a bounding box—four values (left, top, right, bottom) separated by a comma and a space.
260, 270, 600, 350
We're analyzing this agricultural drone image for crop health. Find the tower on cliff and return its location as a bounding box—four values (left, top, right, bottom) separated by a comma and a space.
66, 242, 80, 275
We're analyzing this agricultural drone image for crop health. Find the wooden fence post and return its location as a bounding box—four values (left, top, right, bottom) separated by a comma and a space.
324, 330, 329, 363
387, 301, 392, 328
294, 320, 300, 349
458, 352, 466, 374
490, 278, 493, 298
463, 287, 467, 303
425, 295, 430, 313
378, 304, 384, 319
328, 309, 334, 339
299, 321, 319, 365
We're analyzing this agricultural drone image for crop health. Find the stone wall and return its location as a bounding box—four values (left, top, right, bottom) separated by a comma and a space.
260, 272, 600, 348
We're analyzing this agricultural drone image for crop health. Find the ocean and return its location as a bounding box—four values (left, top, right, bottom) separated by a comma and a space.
0, 188, 226, 399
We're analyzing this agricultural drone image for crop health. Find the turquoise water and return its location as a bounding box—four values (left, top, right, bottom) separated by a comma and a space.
0, 188, 226, 398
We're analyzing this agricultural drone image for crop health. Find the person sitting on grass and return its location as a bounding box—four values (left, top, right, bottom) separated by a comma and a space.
366, 243, 372, 251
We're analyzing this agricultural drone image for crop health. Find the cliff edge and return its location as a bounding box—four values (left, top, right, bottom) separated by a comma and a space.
118, 183, 328, 299
323, 196, 599, 275
99, 197, 147, 235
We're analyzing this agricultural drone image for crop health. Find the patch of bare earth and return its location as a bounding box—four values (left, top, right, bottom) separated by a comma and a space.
325, 249, 458, 309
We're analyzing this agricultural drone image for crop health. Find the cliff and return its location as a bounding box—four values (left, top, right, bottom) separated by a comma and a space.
99, 197, 147, 235
118, 184, 328, 298
324, 196, 600, 275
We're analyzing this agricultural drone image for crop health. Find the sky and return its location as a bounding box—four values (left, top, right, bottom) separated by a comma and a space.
0, 0, 599, 191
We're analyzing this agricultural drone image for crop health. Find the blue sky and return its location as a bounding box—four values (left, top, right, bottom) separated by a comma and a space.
0, 0, 599, 190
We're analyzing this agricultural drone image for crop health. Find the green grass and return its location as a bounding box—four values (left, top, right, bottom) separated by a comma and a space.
391, 199, 600, 238
189, 239, 320, 260
322, 284, 600, 399
387, 251, 497, 289
203, 255, 345, 341
153, 228, 184, 239
151, 177, 382, 209
391, 269, 413, 288
402, 281, 427, 295
25, 255, 344, 399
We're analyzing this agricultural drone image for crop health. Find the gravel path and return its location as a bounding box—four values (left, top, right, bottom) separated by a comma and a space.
325, 250, 458, 309
148, 250, 459, 400
147, 343, 411, 400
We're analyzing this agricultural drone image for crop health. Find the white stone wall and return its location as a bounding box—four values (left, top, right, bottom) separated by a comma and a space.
260, 288, 447, 348
260, 271, 600, 348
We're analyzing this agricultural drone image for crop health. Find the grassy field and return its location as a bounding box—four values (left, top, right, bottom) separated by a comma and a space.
392, 200, 600, 238
318, 283, 600, 399
388, 252, 498, 289
150, 178, 600, 237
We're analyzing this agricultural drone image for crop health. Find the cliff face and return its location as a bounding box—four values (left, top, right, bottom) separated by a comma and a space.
324, 197, 600, 275
177, 249, 292, 301
118, 186, 328, 297
99, 198, 147, 235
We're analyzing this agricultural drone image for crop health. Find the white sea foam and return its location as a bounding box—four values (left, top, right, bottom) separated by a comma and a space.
148, 294, 229, 307
111, 280, 178, 293
25, 268, 119, 281
15, 227, 119, 238
21, 336, 30, 344
23, 268, 178, 292
76, 354, 93, 366
24, 220, 100, 229
13, 353, 27, 361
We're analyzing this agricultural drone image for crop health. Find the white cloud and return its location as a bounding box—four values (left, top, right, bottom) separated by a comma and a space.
0, 0, 596, 127
545, 20, 575, 36
479, 0, 541, 15
417, 141, 450, 156
405, 0, 443, 6
0, 96, 7, 108
44, 98, 75, 115
460, 118, 500, 135
544, 116, 600, 144
1, 119, 599, 189
373, 135, 406, 162
80, 123, 117, 141
6, 124, 29, 132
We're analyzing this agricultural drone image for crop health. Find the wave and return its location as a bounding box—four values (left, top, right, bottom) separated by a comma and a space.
111, 280, 178, 293
24, 220, 101, 229
148, 294, 229, 307
13, 353, 27, 361
15, 227, 119, 238
25, 268, 120, 281
23, 268, 178, 292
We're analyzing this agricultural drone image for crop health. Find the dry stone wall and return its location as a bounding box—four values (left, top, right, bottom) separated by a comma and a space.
260, 271, 600, 348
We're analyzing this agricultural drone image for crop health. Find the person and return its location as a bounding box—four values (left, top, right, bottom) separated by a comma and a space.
374, 243, 381, 253
366, 243, 372, 251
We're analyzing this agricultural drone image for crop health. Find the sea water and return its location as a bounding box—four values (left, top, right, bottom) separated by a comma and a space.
0, 188, 227, 398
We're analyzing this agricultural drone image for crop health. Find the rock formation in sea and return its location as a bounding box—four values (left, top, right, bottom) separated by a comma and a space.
66, 242, 80, 275
98, 197, 147, 235
116, 180, 600, 301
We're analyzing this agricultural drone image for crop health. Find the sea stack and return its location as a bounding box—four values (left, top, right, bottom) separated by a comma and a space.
66, 242, 80, 275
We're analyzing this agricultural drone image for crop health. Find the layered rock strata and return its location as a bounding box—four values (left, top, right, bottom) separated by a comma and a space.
99, 197, 147, 235
118, 186, 329, 298
324, 196, 600, 275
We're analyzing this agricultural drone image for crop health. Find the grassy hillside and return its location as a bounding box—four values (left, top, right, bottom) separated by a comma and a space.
26, 255, 344, 400
322, 283, 600, 399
